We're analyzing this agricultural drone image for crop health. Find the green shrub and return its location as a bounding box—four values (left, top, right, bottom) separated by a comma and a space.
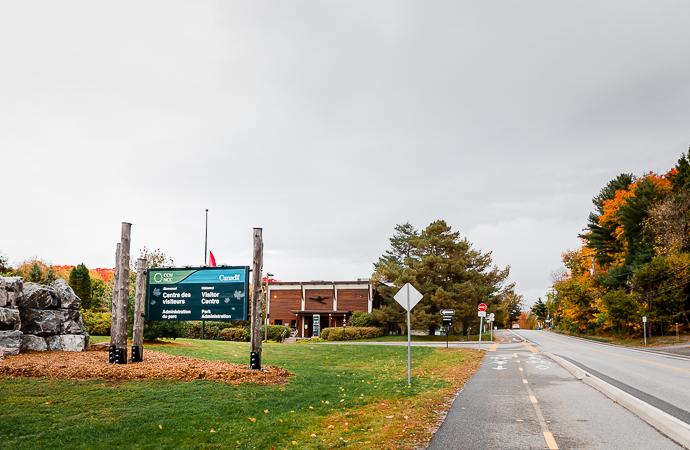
218, 327, 249, 341
143, 321, 186, 341
321, 326, 385, 341
348, 311, 375, 327
81, 310, 111, 335
183, 321, 235, 339
263, 325, 290, 341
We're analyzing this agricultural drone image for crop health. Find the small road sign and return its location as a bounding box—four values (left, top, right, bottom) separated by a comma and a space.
394, 283, 423, 312
488, 312, 495, 321
394, 283, 423, 386
440, 309, 455, 316
478, 303, 487, 312
642, 316, 647, 323
478, 311, 486, 318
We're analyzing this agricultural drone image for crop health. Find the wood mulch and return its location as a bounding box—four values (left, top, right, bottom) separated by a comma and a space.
0, 347, 290, 385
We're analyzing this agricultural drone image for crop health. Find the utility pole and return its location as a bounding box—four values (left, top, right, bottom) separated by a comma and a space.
250, 228, 263, 370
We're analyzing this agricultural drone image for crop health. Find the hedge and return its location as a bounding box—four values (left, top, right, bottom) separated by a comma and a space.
81, 311, 111, 335
320, 327, 385, 341
218, 327, 249, 341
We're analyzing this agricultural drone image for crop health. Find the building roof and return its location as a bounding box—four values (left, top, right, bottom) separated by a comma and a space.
269, 280, 370, 286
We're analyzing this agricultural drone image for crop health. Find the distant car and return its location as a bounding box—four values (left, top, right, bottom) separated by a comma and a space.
511, 324, 520, 329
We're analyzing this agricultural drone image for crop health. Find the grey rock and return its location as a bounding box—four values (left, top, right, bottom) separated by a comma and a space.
19, 308, 61, 336
0, 278, 6, 307
60, 309, 86, 334
3, 276, 23, 292
20, 283, 58, 309
0, 307, 21, 331
0, 330, 22, 356
51, 278, 81, 310
20, 334, 47, 352
2, 277, 24, 307
45, 334, 88, 352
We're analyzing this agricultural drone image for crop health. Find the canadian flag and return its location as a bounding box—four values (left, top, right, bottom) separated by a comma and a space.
209, 251, 217, 267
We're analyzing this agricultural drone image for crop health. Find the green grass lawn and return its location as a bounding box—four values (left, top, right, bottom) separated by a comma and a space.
0, 338, 481, 449
363, 332, 492, 342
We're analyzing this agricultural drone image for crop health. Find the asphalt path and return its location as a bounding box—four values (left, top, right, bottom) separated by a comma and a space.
428, 332, 680, 449
514, 329, 690, 426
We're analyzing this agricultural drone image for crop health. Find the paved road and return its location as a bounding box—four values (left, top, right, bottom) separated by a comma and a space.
515, 329, 690, 426
428, 331, 681, 449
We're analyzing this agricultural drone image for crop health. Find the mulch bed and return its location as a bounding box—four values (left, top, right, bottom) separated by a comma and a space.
0, 348, 291, 385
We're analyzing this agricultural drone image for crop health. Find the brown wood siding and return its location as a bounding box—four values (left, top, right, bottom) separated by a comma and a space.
337, 289, 368, 312
269, 289, 301, 324
304, 289, 334, 311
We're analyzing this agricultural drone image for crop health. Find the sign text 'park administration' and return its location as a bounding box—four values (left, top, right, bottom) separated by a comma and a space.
146, 267, 249, 321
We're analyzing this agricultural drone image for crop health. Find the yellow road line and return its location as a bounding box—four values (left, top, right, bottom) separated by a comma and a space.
522, 365, 559, 449
524, 342, 539, 353
543, 432, 559, 450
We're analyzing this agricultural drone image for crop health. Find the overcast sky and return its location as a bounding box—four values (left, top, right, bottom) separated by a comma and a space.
1, 1, 689, 303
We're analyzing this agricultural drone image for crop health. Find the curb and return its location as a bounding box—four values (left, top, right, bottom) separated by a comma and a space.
545, 352, 690, 449
545, 330, 690, 361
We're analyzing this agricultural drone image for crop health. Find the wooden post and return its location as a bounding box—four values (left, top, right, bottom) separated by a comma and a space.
131, 258, 147, 362
249, 228, 263, 370
109, 242, 121, 363
113, 222, 131, 364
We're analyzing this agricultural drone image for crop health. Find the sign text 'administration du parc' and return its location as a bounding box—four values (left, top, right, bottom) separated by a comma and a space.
146, 266, 250, 321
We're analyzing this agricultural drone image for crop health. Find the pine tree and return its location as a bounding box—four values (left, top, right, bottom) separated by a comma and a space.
69, 263, 92, 309
531, 298, 548, 321
373, 220, 510, 334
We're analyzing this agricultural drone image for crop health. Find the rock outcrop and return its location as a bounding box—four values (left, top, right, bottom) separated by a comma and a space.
0, 276, 88, 355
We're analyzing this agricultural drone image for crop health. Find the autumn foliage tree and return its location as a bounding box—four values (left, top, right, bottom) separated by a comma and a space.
552, 150, 690, 336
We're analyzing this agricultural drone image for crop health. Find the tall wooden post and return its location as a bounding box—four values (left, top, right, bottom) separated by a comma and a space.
250, 228, 263, 370
113, 222, 131, 364
109, 242, 121, 363
131, 258, 147, 362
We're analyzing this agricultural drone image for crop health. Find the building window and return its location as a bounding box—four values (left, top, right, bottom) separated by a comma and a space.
275, 320, 283, 325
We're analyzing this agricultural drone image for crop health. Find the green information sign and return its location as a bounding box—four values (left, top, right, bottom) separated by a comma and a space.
146, 266, 249, 321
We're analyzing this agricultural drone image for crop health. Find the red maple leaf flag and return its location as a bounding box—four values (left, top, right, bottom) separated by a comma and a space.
209, 251, 217, 267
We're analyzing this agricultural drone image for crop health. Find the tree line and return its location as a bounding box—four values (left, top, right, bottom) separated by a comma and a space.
549, 151, 690, 336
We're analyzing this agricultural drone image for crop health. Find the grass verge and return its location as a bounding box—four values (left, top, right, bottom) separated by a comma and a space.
0, 337, 481, 449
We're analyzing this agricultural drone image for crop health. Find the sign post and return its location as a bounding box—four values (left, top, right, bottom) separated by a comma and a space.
642, 316, 647, 346
477, 303, 487, 351
488, 313, 495, 342
441, 309, 454, 349
394, 283, 423, 386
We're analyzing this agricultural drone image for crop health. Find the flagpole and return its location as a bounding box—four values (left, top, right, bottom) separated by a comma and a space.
202, 208, 208, 340
204, 209, 208, 265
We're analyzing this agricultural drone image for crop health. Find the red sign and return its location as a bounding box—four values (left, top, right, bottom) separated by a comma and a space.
478, 303, 487, 312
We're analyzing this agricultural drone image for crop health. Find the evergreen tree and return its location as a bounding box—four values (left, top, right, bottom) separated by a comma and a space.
28, 262, 44, 283
69, 263, 93, 309
373, 220, 510, 334
531, 298, 548, 321
582, 173, 634, 267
